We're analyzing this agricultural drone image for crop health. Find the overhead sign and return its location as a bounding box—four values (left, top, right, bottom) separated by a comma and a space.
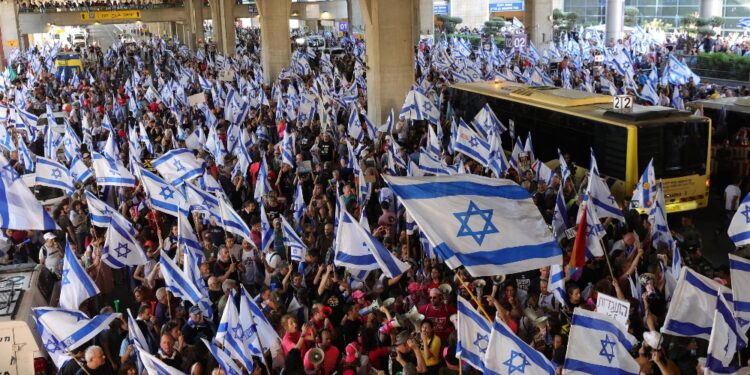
613, 95, 634, 111
338, 21, 349, 32
434, 4, 450, 15
248, 4, 258, 16
489, 0, 524, 12
79, 10, 142, 21
596, 293, 630, 326
511, 33, 527, 49
4, 40, 18, 48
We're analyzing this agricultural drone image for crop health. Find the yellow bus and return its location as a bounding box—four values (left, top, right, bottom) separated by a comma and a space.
449, 80, 712, 213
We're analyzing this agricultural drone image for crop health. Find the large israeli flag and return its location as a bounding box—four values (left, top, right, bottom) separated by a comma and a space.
101, 213, 148, 268
400, 89, 440, 125
729, 254, 750, 328
456, 296, 491, 371
35, 157, 75, 196
334, 210, 379, 271
152, 148, 204, 186
728, 193, 750, 247
0, 155, 58, 231
59, 237, 99, 310
139, 167, 186, 217
91, 152, 136, 187
662, 267, 732, 340
485, 316, 556, 375
455, 118, 492, 166
137, 347, 187, 375
385, 174, 561, 276
338, 210, 409, 278
216, 290, 254, 372
160, 251, 205, 307
33, 307, 120, 350
705, 291, 748, 375
563, 308, 639, 375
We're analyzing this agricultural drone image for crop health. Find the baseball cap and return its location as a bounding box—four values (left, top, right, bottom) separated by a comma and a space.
43, 232, 56, 241
189, 306, 202, 315
352, 290, 365, 299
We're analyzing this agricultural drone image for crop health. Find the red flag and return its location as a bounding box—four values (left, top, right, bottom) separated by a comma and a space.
569, 204, 588, 268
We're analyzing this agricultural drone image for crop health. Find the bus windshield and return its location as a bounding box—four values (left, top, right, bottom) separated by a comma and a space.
638, 119, 709, 178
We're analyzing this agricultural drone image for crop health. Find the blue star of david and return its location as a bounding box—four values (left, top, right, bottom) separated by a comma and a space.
64, 138, 72, 146
114, 242, 132, 258
423, 102, 432, 112
173, 160, 186, 172
102, 206, 113, 216
70, 171, 78, 180
2, 164, 20, 182
741, 206, 750, 224
503, 350, 531, 374
61, 269, 71, 286
473, 333, 489, 354
599, 334, 616, 363
229, 135, 237, 145
232, 325, 244, 340
45, 339, 61, 353
159, 186, 175, 200
51, 168, 63, 179
202, 198, 215, 210
469, 136, 480, 148
453, 201, 499, 246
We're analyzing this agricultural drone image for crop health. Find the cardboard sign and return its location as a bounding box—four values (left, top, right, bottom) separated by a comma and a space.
188, 93, 206, 106
219, 69, 234, 82
596, 292, 630, 326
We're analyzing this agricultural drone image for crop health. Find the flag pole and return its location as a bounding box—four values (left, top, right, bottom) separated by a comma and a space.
599, 237, 617, 281
455, 271, 493, 323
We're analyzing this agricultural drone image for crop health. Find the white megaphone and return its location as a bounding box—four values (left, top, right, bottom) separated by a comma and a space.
307, 348, 325, 366
404, 306, 425, 326
473, 279, 487, 299
382, 297, 396, 308
358, 300, 380, 316
438, 283, 452, 296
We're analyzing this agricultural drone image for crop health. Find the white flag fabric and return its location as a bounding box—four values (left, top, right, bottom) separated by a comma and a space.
218, 197, 253, 242
203, 338, 243, 375
334, 210, 379, 272
662, 267, 732, 340
127, 308, 150, 353
101, 213, 148, 268
34, 317, 70, 369
338, 210, 409, 278
139, 167, 186, 217
563, 308, 639, 375
455, 118, 492, 166
35, 157, 75, 195
33, 307, 120, 350
160, 251, 205, 307
254, 155, 271, 202
470, 103, 505, 139
216, 290, 254, 371
137, 346, 187, 375
456, 296, 491, 371
728, 193, 750, 247
59, 238, 99, 310
69, 154, 93, 184
84, 190, 125, 228
486, 317, 556, 375
152, 148, 204, 186
0, 155, 58, 230
400, 89, 440, 125
705, 292, 748, 375
280, 215, 307, 262
240, 285, 281, 353
729, 254, 750, 328
586, 173, 624, 222
385, 174, 561, 277
550, 264, 567, 307
91, 152, 136, 187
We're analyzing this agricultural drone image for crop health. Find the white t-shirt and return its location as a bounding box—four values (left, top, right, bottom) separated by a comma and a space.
725, 184, 742, 211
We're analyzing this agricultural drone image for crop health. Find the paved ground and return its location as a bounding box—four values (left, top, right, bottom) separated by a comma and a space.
673, 188, 734, 267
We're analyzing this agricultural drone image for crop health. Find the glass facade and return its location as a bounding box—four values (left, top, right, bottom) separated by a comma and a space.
563, 0, 750, 33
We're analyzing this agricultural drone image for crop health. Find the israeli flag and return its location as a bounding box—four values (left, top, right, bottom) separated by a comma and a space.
400, 89, 440, 125
705, 291, 748, 375
84, 190, 122, 228
485, 316, 556, 375
632, 158, 657, 210
62, 124, 81, 163
35, 157, 75, 195
455, 118, 492, 166
0, 155, 58, 231
59, 237, 99, 310
33, 307, 120, 351
102, 214, 148, 268
586, 173, 624, 222
280, 215, 307, 262
550, 264, 567, 307
334, 210, 379, 272
292, 183, 306, 225
185, 127, 206, 151
558, 149, 572, 182
102, 131, 119, 163
385, 175, 562, 277
126, 308, 150, 352
184, 249, 214, 320
471, 103, 505, 139
34, 317, 70, 369
91, 152, 136, 187
183, 184, 221, 223
137, 346, 187, 375
418, 151, 455, 176
139, 167, 186, 217
729, 254, 750, 328
728, 193, 750, 247
202, 338, 243, 375
378, 108, 394, 134
662, 267, 732, 340
259, 203, 275, 252
0, 121, 15, 152
152, 149, 204, 186
347, 106, 364, 142
239, 285, 280, 353
254, 155, 271, 203
563, 308, 639, 375
17, 139, 34, 172
456, 296, 491, 371
218, 197, 253, 243
216, 290, 255, 372
341, 210, 408, 278
160, 251, 207, 308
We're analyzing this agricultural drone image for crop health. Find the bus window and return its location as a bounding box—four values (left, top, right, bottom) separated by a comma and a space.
638, 119, 709, 178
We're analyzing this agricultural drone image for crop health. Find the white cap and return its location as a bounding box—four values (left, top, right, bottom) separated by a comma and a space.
43, 233, 56, 241
266, 253, 280, 269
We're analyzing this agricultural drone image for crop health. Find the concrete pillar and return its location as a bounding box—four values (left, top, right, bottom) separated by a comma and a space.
210, 0, 235, 55
0, 0, 22, 69
257, 0, 291, 84
699, 0, 723, 19
605, 0, 625, 46
524, 0, 554, 46
347, 0, 364, 34
184, 0, 203, 49
360, 0, 417, 124
418, 0, 434, 37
